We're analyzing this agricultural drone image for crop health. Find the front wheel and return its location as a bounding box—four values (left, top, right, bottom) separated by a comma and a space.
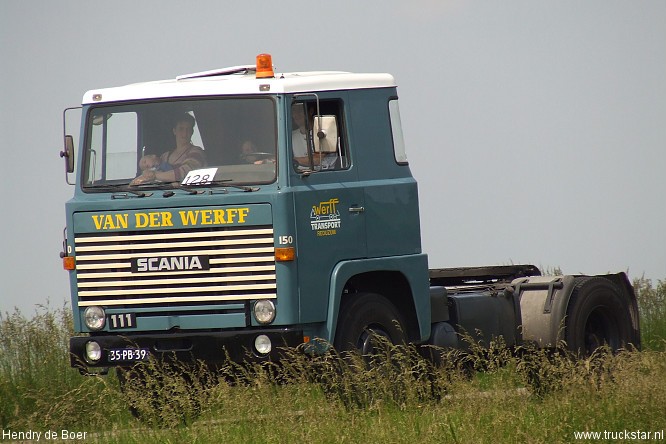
333, 293, 406, 355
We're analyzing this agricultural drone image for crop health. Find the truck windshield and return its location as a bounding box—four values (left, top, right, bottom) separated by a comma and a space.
82, 97, 277, 189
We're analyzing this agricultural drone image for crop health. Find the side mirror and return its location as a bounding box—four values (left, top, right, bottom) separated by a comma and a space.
62, 106, 82, 185
60, 135, 75, 174
313, 115, 338, 153
60, 135, 76, 185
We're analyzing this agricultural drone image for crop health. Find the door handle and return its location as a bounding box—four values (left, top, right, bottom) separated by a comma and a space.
348, 206, 365, 213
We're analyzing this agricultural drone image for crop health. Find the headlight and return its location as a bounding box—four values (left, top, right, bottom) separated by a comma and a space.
253, 300, 276, 325
85, 341, 102, 363
254, 335, 272, 355
84, 306, 106, 331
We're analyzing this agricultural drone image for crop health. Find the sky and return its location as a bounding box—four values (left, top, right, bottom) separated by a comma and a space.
1, 1, 665, 315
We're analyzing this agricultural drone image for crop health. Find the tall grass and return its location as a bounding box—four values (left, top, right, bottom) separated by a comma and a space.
633, 276, 666, 350
0, 305, 128, 430
0, 280, 664, 442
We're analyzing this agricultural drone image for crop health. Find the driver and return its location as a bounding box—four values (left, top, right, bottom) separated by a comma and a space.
131, 113, 205, 185
240, 140, 275, 164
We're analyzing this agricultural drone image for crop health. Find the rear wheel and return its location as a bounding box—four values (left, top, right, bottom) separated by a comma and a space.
564, 277, 635, 356
333, 293, 406, 355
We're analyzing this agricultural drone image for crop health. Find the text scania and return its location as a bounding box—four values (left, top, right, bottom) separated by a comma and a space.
91, 208, 250, 230
131, 255, 210, 272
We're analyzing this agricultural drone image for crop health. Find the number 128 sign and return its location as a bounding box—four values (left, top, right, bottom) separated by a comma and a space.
181, 168, 218, 185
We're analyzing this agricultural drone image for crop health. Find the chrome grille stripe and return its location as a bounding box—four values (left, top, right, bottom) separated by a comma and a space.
78, 273, 276, 288
78, 264, 276, 279
75, 237, 272, 252
78, 293, 277, 307
74, 246, 274, 262
79, 282, 277, 297
75, 256, 274, 270
74, 228, 274, 243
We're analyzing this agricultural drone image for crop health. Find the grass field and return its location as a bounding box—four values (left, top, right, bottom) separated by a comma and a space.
1, 277, 665, 443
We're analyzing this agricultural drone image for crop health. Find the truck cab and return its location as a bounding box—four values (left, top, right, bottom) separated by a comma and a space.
63, 55, 430, 371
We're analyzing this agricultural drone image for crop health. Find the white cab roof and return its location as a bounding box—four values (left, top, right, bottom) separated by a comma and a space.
82, 70, 396, 104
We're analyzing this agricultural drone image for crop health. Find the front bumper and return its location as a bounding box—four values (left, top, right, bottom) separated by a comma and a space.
70, 327, 304, 371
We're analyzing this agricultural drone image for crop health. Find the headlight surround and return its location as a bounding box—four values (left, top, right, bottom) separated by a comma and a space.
85, 341, 102, 363
84, 306, 106, 331
253, 300, 276, 325
254, 334, 272, 355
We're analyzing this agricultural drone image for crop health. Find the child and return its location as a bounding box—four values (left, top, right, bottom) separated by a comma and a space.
138, 154, 171, 172
130, 154, 172, 185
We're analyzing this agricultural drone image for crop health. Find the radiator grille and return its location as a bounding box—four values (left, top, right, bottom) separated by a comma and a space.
74, 226, 276, 308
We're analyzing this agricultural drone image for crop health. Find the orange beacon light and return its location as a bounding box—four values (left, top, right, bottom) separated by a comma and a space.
256, 53, 274, 79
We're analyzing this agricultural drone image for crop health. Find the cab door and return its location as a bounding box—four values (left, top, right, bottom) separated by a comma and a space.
292, 168, 366, 323
288, 96, 366, 323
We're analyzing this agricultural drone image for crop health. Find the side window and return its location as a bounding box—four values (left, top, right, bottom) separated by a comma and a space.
389, 99, 408, 164
291, 99, 348, 172
87, 112, 138, 184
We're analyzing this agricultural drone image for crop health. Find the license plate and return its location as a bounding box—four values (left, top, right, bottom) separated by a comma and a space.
108, 313, 137, 329
108, 348, 150, 362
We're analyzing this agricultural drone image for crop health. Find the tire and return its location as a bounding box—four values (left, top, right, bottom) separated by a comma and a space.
564, 277, 635, 356
333, 293, 406, 355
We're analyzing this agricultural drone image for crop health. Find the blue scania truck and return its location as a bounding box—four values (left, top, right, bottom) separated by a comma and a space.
60, 54, 640, 374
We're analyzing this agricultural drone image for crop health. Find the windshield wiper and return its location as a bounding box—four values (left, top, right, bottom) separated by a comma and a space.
172, 180, 260, 193
90, 183, 153, 198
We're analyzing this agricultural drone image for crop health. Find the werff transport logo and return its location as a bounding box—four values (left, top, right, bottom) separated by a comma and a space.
310, 198, 341, 237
